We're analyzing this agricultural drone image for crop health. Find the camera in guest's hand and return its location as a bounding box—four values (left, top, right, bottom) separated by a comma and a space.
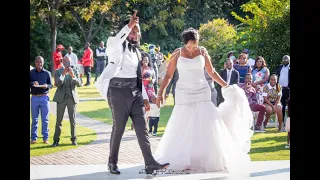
65, 61, 71, 68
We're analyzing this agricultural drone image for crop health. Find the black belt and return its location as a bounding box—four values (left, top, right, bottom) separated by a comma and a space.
109, 77, 137, 88
282, 87, 290, 90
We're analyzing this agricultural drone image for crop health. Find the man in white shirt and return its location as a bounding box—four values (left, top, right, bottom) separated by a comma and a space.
64, 46, 78, 67
64, 46, 82, 84
95, 41, 108, 82
276, 55, 290, 125
95, 11, 169, 175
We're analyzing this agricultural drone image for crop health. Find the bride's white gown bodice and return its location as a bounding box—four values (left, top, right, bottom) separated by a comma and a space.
175, 54, 212, 105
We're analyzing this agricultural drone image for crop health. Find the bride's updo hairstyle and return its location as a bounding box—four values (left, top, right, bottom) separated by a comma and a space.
181, 28, 199, 44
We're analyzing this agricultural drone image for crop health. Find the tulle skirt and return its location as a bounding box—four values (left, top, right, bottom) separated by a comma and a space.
154, 85, 253, 174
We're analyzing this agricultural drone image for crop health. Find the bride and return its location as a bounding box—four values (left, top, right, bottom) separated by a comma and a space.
155, 28, 254, 174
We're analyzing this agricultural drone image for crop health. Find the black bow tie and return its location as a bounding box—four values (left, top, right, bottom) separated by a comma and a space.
128, 43, 137, 52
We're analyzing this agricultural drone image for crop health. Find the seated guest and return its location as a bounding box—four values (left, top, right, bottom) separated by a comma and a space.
239, 73, 266, 131
262, 74, 284, 131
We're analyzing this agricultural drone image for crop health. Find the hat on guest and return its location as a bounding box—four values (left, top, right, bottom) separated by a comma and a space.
56, 44, 65, 50
242, 48, 249, 54
149, 44, 155, 49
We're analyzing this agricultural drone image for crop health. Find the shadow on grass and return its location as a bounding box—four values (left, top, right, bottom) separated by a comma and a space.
60, 133, 97, 138
252, 135, 287, 144
249, 144, 289, 154
30, 141, 95, 150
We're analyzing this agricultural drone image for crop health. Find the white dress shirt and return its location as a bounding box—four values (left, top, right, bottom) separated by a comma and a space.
114, 41, 139, 78
278, 65, 289, 87
64, 53, 78, 66
226, 69, 232, 85
95, 25, 148, 101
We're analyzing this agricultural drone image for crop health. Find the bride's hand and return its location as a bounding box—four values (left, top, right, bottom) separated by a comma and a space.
156, 95, 163, 108
222, 84, 230, 89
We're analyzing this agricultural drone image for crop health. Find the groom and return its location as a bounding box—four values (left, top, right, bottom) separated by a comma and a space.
96, 10, 169, 175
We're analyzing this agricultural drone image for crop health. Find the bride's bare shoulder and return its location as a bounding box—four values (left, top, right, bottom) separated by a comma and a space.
170, 48, 181, 59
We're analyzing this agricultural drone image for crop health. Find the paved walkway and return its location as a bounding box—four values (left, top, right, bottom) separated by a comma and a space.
30, 100, 161, 165
31, 160, 290, 180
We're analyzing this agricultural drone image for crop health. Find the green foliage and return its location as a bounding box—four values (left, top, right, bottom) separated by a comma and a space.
199, 18, 237, 70
30, 19, 52, 70
30, 0, 289, 73
231, 0, 290, 72
140, 43, 151, 53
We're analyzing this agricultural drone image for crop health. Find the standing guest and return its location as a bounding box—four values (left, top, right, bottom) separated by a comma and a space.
148, 44, 159, 93
242, 48, 255, 68
64, 46, 78, 67
217, 59, 239, 105
51, 56, 82, 147
148, 102, 161, 136
30, 56, 53, 144
233, 53, 252, 83
95, 41, 108, 82
276, 55, 290, 126
53, 44, 65, 70
155, 45, 164, 66
251, 56, 270, 104
80, 42, 94, 86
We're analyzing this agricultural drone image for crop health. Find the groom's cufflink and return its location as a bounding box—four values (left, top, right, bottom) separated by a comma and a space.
110, 62, 114, 64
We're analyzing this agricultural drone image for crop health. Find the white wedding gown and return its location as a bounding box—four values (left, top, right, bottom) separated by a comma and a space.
154, 52, 254, 174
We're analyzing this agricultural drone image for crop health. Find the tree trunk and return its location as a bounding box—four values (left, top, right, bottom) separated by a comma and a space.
49, 0, 60, 73
51, 27, 57, 73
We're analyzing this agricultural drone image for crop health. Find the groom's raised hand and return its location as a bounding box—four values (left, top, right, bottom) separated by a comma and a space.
128, 10, 139, 29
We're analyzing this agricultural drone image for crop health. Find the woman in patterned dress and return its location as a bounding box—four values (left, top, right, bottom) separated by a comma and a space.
262, 74, 283, 131
141, 55, 156, 102
251, 56, 270, 104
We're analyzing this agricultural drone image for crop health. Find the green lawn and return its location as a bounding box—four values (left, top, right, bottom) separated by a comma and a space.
250, 127, 289, 161
30, 114, 97, 157
77, 96, 289, 161
47, 83, 101, 100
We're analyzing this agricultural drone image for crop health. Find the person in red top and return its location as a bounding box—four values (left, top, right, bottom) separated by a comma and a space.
80, 42, 94, 86
53, 44, 65, 70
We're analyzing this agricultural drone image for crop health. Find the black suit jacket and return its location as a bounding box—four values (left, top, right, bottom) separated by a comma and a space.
276, 64, 290, 88
219, 69, 239, 85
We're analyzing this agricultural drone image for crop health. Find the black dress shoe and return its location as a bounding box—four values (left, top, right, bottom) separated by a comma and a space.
145, 162, 170, 174
51, 141, 59, 147
72, 141, 78, 146
108, 163, 120, 174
